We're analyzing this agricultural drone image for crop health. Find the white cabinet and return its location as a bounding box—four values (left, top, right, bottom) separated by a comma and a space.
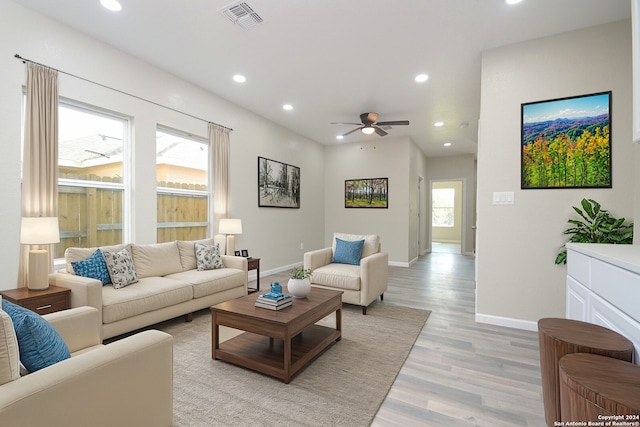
566, 243, 640, 364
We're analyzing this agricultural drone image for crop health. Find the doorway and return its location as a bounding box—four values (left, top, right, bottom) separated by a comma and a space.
430, 180, 464, 254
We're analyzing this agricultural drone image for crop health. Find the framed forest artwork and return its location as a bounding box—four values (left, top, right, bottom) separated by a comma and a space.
521, 91, 612, 189
345, 178, 388, 208
258, 157, 300, 208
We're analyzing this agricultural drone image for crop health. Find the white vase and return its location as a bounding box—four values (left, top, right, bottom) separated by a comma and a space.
287, 278, 311, 298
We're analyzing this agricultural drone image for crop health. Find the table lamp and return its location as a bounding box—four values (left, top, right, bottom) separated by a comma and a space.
218, 218, 242, 256
20, 217, 60, 290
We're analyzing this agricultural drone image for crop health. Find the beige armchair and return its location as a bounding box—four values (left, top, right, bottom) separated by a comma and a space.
0, 306, 173, 427
304, 233, 388, 314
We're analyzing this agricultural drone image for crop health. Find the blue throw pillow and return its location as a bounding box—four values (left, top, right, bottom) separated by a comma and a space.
1, 300, 71, 373
333, 238, 365, 265
72, 249, 111, 285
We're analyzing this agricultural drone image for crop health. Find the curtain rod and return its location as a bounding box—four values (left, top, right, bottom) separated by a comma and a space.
14, 54, 233, 132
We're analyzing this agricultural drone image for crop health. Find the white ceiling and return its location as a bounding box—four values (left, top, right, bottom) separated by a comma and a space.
12, 0, 631, 157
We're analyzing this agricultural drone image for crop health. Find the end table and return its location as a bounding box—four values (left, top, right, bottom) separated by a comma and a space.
247, 257, 260, 294
1, 285, 71, 315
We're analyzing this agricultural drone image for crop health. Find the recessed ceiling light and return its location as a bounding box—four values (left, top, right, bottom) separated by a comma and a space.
233, 74, 246, 83
434, 121, 444, 127
282, 104, 293, 111
444, 142, 452, 147
336, 135, 344, 140
506, 0, 523, 4
100, 0, 122, 11
415, 74, 429, 83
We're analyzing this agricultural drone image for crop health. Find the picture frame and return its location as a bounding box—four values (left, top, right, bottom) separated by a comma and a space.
234, 250, 241, 256
258, 157, 300, 208
633, 0, 640, 143
345, 178, 389, 208
241, 249, 249, 258
521, 91, 612, 189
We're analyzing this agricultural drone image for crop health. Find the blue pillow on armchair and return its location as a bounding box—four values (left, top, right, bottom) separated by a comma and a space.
1, 300, 71, 372
332, 238, 365, 265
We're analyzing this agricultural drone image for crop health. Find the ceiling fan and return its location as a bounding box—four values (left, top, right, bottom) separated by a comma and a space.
331, 112, 410, 137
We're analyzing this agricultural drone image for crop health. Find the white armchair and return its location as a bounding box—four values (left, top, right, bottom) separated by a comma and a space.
304, 233, 388, 314
0, 306, 173, 427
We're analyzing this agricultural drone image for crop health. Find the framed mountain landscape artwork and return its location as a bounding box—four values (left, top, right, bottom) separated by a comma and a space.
521, 91, 612, 189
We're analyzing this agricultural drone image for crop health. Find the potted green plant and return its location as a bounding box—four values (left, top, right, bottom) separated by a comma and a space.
555, 198, 634, 264
287, 266, 313, 298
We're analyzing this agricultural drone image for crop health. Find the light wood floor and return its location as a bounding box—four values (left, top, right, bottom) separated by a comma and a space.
371, 246, 546, 426
255, 246, 546, 426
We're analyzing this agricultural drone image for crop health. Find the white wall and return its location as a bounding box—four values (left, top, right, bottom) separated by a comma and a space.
323, 137, 416, 265
0, 1, 325, 289
477, 20, 637, 329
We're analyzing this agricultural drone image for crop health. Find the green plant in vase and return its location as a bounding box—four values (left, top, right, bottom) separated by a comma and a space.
555, 198, 634, 264
287, 266, 313, 298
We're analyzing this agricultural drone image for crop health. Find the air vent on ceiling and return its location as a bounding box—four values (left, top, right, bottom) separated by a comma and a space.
220, 2, 265, 30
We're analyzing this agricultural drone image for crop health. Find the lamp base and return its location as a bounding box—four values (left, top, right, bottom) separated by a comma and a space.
226, 235, 236, 256
28, 249, 50, 290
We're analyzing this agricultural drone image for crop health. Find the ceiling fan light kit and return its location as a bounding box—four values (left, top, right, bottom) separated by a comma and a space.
331, 112, 409, 138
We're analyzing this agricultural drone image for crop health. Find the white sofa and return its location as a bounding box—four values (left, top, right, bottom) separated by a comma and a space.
0, 306, 173, 427
50, 238, 248, 340
304, 233, 388, 314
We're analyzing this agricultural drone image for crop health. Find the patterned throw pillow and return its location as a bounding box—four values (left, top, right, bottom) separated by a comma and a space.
103, 248, 138, 289
195, 242, 225, 271
71, 249, 111, 285
1, 300, 71, 373
332, 238, 365, 265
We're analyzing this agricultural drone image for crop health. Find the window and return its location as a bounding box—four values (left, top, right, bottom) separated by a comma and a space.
432, 188, 455, 227
156, 127, 209, 243
57, 102, 128, 258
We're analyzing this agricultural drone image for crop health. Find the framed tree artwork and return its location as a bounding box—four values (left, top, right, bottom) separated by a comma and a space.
521, 91, 612, 189
345, 178, 388, 208
258, 157, 301, 208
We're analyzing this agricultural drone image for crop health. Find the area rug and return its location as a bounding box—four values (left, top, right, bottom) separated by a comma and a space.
154, 303, 430, 426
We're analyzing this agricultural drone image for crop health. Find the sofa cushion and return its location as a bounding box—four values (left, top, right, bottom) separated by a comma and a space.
103, 248, 139, 289
131, 242, 183, 278
1, 300, 71, 373
166, 268, 245, 299
0, 309, 20, 385
333, 233, 380, 259
177, 238, 216, 271
311, 263, 361, 291
333, 238, 365, 265
195, 242, 225, 270
65, 243, 130, 274
71, 249, 111, 285
101, 277, 194, 324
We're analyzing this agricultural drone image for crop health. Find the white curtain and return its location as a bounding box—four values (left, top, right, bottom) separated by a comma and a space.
18, 63, 59, 287
208, 123, 230, 237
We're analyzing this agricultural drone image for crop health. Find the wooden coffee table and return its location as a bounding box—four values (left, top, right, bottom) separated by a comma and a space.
211, 286, 343, 383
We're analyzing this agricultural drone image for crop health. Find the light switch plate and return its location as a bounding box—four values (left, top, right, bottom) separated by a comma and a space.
493, 191, 514, 205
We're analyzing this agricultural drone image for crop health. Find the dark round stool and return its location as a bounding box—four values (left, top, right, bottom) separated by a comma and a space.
560, 353, 640, 420
538, 318, 633, 426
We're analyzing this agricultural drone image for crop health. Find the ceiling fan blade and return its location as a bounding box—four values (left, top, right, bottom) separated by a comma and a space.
374, 126, 388, 137
330, 122, 362, 126
376, 120, 410, 126
342, 127, 363, 137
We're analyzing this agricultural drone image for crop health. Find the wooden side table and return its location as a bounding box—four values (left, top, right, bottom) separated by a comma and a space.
560, 353, 640, 419
247, 257, 260, 294
1, 285, 71, 315
538, 318, 634, 426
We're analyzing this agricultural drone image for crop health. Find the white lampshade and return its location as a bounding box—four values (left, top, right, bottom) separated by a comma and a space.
218, 218, 243, 235
20, 217, 60, 291
20, 217, 60, 245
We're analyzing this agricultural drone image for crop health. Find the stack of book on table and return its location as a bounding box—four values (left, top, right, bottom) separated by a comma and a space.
255, 291, 293, 310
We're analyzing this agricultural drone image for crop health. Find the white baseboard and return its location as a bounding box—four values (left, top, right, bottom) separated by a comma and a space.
250, 262, 301, 282
475, 313, 538, 332
390, 260, 410, 267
